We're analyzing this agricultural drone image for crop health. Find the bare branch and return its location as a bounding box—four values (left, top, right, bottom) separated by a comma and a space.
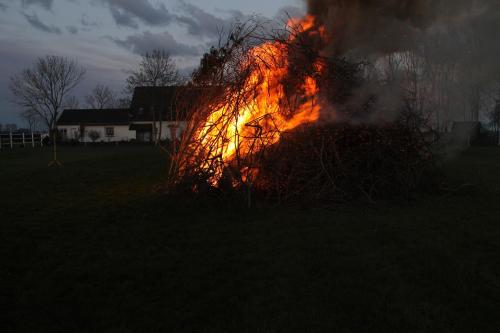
85, 84, 117, 109
126, 50, 182, 90
9, 55, 85, 132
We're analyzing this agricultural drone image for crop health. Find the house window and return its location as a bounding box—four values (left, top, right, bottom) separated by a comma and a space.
105, 127, 115, 137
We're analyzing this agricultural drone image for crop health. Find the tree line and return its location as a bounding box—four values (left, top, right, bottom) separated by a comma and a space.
0, 123, 18, 132
9, 50, 182, 135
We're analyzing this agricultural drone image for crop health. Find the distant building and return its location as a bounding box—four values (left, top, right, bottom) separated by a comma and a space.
57, 86, 195, 143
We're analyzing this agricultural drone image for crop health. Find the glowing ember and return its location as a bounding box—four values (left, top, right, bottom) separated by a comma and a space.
183, 15, 326, 187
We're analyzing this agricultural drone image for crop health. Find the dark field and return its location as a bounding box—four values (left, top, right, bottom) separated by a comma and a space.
1, 146, 500, 332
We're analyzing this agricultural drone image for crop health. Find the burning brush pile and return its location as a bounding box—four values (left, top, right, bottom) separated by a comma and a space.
167, 14, 436, 205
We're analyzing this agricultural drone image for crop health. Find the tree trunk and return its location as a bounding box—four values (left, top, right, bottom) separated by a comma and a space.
151, 105, 156, 145
158, 109, 163, 144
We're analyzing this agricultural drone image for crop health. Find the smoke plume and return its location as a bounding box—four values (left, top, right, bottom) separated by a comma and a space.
307, 0, 498, 55
306, 0, 500, 124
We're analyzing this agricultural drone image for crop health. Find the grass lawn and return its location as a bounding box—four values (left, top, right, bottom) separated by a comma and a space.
1, 145, 500, 332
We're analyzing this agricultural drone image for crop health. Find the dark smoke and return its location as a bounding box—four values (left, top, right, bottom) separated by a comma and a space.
306, 0, 499, 57
306, 0, 500, 125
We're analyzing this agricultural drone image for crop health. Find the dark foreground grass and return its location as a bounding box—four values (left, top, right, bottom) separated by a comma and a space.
1, 146, 500, 332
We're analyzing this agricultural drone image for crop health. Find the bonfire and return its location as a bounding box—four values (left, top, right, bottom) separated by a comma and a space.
167, 14, 435, 204
170, 16, 327, 184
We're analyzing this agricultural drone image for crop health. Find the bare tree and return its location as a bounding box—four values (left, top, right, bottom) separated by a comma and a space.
9, 55, 85, 134
63, 95, 80, 109
21, 110, 41, 132
126, 50, 182, 143
115, 96, 132, 108
5, 124, 18, 131
126, 50, 181, 89
85, 84, 117, 109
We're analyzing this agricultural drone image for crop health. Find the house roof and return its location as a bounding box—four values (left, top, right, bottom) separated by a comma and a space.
130, 86, 203, 122
57, 86, 205, 126
57, 109, 130, 125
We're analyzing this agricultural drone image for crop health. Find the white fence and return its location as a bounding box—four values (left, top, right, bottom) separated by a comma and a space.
0, 131, 47, 149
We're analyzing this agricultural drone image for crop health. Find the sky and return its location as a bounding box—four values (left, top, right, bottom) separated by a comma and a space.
0, 0, 304, 126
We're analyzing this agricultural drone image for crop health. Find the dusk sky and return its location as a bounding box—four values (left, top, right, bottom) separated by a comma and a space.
0, 0, 303, 125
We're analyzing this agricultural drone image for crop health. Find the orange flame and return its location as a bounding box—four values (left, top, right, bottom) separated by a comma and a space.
191, 15, 326, 186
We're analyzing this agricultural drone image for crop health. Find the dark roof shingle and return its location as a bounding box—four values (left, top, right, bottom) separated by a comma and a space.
57, 109, 130, 125
130, 86, 203, 122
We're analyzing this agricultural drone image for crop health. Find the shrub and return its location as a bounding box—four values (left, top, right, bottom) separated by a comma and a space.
87, 130, 101, 143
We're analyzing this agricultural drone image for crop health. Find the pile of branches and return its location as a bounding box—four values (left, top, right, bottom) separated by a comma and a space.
167, 118, 436, 205
167, 19, 324, 192
256, 115, 436, 205
166, 19, 438, 205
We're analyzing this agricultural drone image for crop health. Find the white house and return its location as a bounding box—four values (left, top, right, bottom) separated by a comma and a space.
57, 109, 134, 143
57, 86, 195, 143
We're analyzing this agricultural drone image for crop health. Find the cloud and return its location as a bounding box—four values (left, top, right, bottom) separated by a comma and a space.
100, 0, 176, 28
80, 14, 100, 31
175, 1, 273, 40
109, 6, 139, 29
175, 2, 302, 40
99, 0, 262, 39
274, 5, 305, 22
176, 1, 236, 38
66, 25, 78, 34
94, 0, 294, 42
22, 12, 62, 34
21, 0, 53, 10
80, 15, 95, 27
112, 31, 201, 56
0, 2, 7, 11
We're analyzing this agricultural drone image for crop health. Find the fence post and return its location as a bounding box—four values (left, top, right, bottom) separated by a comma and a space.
22, 132, 25, 147
32, 132, 35, 148
10, 131, 13, 149
40, 134, 43, 147
0, 134, 2, 150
